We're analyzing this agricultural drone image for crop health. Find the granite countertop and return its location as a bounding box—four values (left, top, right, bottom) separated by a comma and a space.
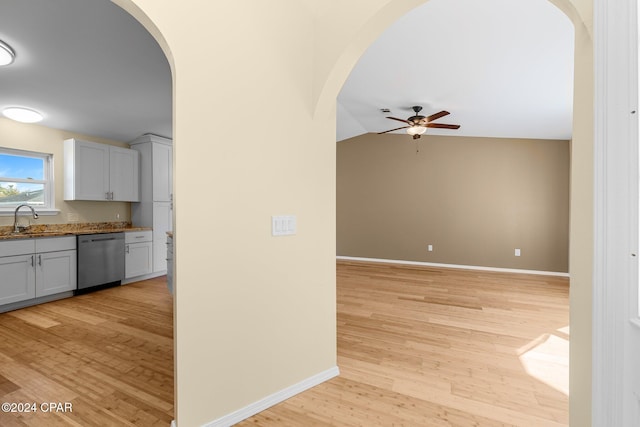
0, 221, 152, 241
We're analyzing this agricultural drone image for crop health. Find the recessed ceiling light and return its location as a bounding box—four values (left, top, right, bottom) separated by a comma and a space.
0, 40, 15, 66
2, 107, 44, 123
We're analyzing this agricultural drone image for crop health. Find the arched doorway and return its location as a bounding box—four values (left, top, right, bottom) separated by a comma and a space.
0, 0, 176, 425
322, 1, 590, 426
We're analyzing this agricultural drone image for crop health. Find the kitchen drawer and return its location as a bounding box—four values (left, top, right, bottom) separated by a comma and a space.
35, 236, 76, 253
126, 230, 152, 243
0, 239, 35, 258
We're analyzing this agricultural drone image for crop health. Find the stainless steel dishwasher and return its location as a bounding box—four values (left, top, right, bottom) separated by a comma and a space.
77, 232, 125, 292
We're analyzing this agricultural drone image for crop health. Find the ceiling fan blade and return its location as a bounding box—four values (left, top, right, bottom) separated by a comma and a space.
378, 125, 410, 134
426, 123, 460, 129
386, 116, 412, 125
425, 110, 450, 122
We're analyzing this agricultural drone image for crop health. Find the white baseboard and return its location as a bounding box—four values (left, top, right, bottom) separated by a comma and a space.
121, 270, 166, 285
336, 256, 569, 277
203, 366, 340, 427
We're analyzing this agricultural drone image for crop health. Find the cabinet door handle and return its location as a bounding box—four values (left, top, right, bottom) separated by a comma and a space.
31, 255, 34, 267
111, 192, 114, 200
38, 255, 42, 266
125, 245, 130, 254
106, 192, 110, 200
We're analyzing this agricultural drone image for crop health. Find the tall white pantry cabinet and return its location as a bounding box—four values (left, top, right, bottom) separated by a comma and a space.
129, 134, 173, 275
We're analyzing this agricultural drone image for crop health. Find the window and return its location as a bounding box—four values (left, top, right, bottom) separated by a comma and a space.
0, 147, 54, 212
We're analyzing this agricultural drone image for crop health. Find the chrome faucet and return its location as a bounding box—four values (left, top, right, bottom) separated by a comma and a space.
13, 204, 39, 233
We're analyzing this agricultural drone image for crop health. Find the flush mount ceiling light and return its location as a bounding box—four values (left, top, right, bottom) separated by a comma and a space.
2, 107, 44, 123
0, 40, 15, 66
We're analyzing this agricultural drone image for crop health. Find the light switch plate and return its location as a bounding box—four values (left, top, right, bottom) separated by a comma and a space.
272, 215, 297, 236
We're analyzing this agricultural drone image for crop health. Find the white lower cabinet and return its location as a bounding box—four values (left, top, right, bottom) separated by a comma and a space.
152, 202, 171, 272
0, 236, 77, 307
166, 233, 173, 295
125, 231, 153, 279
36, 250, 77, 298
0, 254, 36, 305
126, 243, 152, 278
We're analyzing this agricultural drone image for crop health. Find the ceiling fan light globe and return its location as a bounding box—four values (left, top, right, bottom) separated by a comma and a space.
407, 125, 426, 136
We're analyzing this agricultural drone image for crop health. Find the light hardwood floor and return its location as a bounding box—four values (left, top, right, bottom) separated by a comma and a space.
0, 262, 568, 426
240, 261, 569, 426
0, 276, 173, 427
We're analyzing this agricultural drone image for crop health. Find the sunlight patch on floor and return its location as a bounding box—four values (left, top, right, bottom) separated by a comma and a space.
518, 328, 569, 396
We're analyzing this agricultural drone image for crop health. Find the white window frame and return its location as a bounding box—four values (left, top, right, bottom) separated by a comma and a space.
0, 147, 58, 216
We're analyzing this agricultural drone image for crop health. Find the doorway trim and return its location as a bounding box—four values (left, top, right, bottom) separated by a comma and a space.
593, 0, 639, 425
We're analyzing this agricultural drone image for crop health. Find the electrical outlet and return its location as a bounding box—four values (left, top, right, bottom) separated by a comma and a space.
515, 248, 521, 257
428, 244, 433, 252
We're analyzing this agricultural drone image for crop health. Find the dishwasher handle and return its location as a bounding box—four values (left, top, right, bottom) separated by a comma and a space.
88, 236, 120, 242
78, 233, 125, 245
78, 235, 124, 243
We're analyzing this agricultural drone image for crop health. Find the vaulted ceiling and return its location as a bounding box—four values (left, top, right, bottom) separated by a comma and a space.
337, 0, 574, 142
0, 0, 573, 144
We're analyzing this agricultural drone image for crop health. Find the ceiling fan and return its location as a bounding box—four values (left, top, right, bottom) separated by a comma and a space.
379, 106, 460, 139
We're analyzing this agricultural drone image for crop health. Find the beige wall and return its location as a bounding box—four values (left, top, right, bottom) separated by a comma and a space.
568, 21, 593, 427
115, 0, 593, 426
115, 2, 337, 426
337, 133, 570, 272
0, 118, 131, 226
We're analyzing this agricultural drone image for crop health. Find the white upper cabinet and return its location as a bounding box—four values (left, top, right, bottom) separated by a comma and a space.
64, 139, 110, 201
129, 134, 172, 203
109, 146, 140, 202
64, 138, 140, 202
